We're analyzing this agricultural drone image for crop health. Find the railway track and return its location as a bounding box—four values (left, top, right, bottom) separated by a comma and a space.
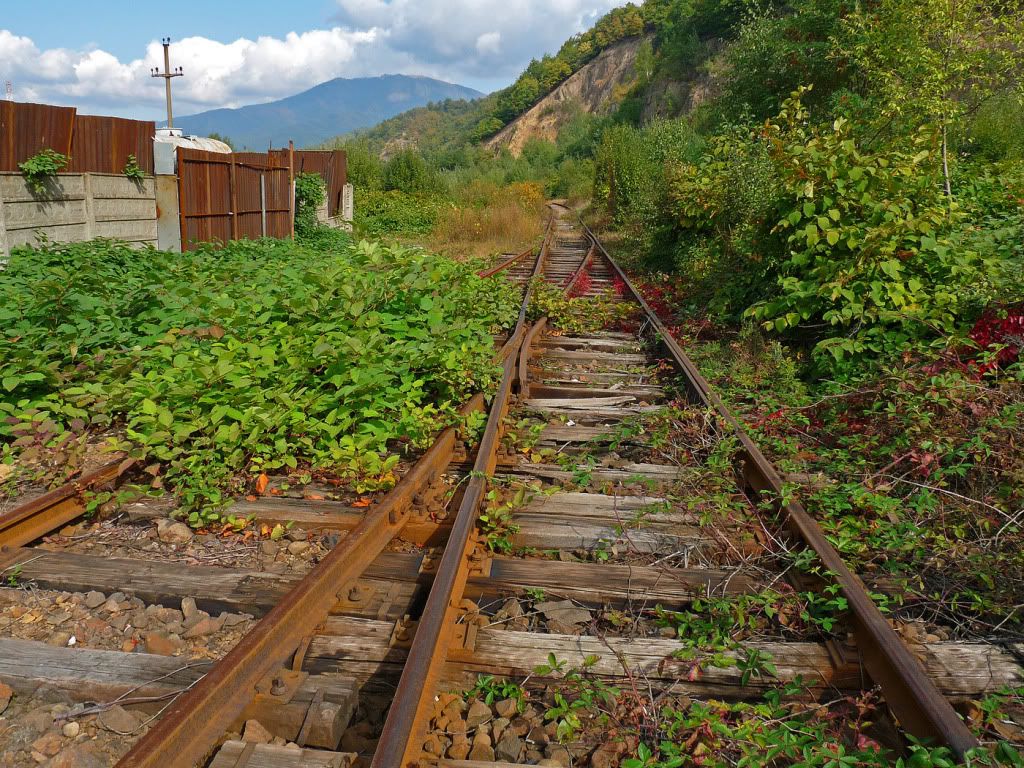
0, 207, 1020, 768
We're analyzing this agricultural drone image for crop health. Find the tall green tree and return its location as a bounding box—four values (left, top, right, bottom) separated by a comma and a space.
841, 0, 1024, 195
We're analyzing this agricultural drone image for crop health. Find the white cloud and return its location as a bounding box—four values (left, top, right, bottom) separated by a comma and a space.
0, 1, 627, 117
334, 0, 624, 76
476, 32, 502, 56
0, 27, 385, 116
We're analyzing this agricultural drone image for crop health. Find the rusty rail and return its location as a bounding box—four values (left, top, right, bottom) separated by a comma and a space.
562, 242, 595, 295
0, 457, 135, 548
477, 245, 535, 279
578, 220, 979, 759
371, 219, 549, 768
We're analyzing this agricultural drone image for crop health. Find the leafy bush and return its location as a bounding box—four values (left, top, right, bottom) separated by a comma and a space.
383, 150, 443, 195
123, 154, 145, 181
594, 118, 704, 266
0, 237, 519, 525
747, 90, 1011, 367
18, 149, 69, 194
294, 172, 327, 237
354, 190, 445, 237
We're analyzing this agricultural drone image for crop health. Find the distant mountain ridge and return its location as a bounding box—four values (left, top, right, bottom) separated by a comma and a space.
176, 75, 484, 150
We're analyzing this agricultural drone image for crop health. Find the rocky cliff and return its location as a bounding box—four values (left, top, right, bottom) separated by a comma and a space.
485, 37, 648, 157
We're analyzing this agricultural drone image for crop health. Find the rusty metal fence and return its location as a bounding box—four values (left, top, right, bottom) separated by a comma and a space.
0, 100, 154, 175
286, 149, 347, 217
176, 148, 293, 250
1, 99, 346, 252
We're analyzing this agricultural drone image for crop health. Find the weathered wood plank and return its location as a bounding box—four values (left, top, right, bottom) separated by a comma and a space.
4, 545, 755, 634
0, 638, 356, 748
126, 497, 443, 543
529, 385, 664, 402
534, 380, 663, 395
305, 619, 1024, 699
6, 548, 291, 616
521, 404, 662, 422
210, 741, 355, 768
4, 548, 418, 620
524, 396, 636, 409
538, 349, 648, 364
512, 513, 706, 552
537, 338, 642, 353
484, 557, 762, 602
510, 462, 681, 487
531, 369, 658, 386
537, 425, 649, 444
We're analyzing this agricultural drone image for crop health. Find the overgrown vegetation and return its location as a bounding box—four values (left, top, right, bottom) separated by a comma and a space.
18, 149, 69, 194
123, 154, 145, 181
294, 171, 327, 237
0, 236, 518, 526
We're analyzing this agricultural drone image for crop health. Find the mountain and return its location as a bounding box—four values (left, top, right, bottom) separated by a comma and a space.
175, 75, 484, 150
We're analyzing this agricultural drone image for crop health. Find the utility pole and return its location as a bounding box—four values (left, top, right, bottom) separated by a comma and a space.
150, 38, 183, 128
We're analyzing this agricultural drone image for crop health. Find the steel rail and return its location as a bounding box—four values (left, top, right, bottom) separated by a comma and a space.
517, 317, 547, 398
371, 219, 551, 768
562, 242, 595, 295
477, 245, 535, 279
0, 457, 135, 548
117, 247, 544, 768
578, 220, 979, 759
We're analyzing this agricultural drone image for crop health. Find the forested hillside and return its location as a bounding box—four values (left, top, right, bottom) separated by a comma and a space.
344, 0, 1022, 376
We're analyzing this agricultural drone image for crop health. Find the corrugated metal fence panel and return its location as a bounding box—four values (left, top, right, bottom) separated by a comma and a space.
292, 150, 346, 217
178, 149, 293, 248
265, 165, 292, 239
68, 115, 156, 175
177, 147, 232, 251
233, 158, 265, 240
0, 101, 76, 171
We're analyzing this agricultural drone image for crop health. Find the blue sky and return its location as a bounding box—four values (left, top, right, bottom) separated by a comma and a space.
0, 0, 627, 120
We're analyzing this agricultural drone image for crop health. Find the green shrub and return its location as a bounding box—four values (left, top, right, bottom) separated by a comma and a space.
294, 172, 327, 237
123, 154, 145, 181
18, 149, 69, 194
745, 90, 1010, 367
383, 150, 443, 195
0, 236, 519, 525
355, 189, 445, 237
964, 94, 1024, 162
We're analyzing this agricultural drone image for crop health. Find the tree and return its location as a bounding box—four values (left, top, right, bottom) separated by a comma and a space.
206, 132, 236, 150
382, 150, 440, 194
840, 0, 1024, 195
635, 39, 656, 85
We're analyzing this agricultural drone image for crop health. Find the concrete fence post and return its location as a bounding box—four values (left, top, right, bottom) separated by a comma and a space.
82, 173, 96, 241
342, 183, 354, 224
0, 177, 9, 264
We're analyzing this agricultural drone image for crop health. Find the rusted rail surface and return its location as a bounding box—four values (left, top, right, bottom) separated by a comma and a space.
0, 457, 135, 548
577, 219, 979, 759
477, 245, 534, 279
372, 220, 551, 768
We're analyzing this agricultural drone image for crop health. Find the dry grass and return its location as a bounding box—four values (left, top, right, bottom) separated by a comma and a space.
428, 182, 547, 260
